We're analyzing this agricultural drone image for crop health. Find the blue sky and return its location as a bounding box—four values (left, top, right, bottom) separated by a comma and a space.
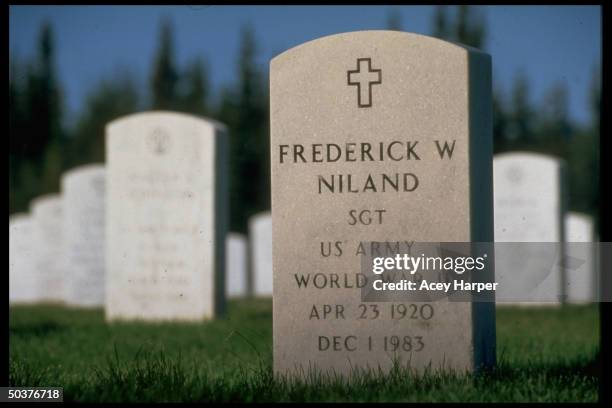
9, 5, 601, 127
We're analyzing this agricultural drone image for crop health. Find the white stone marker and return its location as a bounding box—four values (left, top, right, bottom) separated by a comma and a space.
106, 111, 228, 321
271, 31, 495, 378
249, 212, 272, 297
493, 152, 566, 305
565, 212, 596, 303
62, 164, 106, 307
30, 194, 65, 303
226, 233, 248, 298
9, 213, 39, 304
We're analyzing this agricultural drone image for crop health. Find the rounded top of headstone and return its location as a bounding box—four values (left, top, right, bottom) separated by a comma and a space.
566, 211, 594, 242
566, 211, 592, 225
493, 152, 565, 201
248, 211, 271, 229
30, 194, 62, 214
493, 152, 565, 183
61, 164, 106, 194
271, 30, 488, 67
61, 163, 105, 183
106, 111, 227, 136
494, 151, 562, 167
9, 212, 31, 225
227, 232, 247, 242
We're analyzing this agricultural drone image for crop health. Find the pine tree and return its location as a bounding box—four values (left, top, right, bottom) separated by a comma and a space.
432, 6, 449, 40
455, 5, 486, 49
179, 57, 209, 116
540, 82, 572, 145
68, 70, 140, 169
492, 87, 509, 153
10, 22, 65, 211
508, 71, 534, 147
22, 22, 63, 161
151, 18, 179, 110
386, 8, 403, 31
218, 23, 269, 232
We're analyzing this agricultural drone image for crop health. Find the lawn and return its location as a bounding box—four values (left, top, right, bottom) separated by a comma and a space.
9, 299, 600, 402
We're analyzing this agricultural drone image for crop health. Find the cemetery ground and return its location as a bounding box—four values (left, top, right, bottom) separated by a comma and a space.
9, 299, 599, 402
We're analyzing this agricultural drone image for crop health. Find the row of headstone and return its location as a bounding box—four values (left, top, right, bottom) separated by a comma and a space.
493, 152, 598, 305
63, 165, 106, 307
9, 167, 107, 306
8, 112, 275, 314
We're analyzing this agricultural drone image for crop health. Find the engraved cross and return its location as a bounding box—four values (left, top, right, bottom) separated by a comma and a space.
347, 58, 382, 108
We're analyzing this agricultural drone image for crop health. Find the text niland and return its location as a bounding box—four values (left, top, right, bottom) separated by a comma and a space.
277, 140, 456, 194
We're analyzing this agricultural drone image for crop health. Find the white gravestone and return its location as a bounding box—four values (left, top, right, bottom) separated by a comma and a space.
106, 111, 228, 321
31, 194, 65, 303
494, 152, 566, 305
62, 164, 106, 307
565, 212, 596, 303
226, 233, 248, 298
9, 213, 39, 304
249, 212, 272, 297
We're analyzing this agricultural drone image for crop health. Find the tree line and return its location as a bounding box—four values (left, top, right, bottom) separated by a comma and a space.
9, 6, 600, 234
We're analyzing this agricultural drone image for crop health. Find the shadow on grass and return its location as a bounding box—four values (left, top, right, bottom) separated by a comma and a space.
9, 321, 66, 338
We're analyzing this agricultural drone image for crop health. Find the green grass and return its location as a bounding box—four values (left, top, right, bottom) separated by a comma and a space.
9, 299, 600, 402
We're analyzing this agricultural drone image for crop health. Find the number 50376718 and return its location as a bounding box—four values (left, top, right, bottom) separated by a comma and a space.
6, 388, 61, 400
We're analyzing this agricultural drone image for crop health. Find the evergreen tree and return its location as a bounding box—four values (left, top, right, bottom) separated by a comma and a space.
455, 5, 486, 49
566, 65, 600, 231
151, 18, 179, 110
539, 82, 572, 144
431, 5, 486, 49
588, 64, 601, 134
492, 87, 509, 153
23, 22, 64, 161
385, 8, 403, 31
218, 23, 269, 232
68, 71, 140, 169
9, 57, 27, 213
507, 71, 534, 147
432, 6, 449, 40
10, 22, 64, 213
179, 57, 209, 116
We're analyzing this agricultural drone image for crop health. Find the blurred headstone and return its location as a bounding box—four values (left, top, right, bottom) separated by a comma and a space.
494, 152, 566, 305
105, 111, 228, 321
249, 212, 272, 297
62, 164, 106, 307
565, 212, 596, 303
9, 213, 39, 304
31, 194, 65, 303
226, 233, 248, 298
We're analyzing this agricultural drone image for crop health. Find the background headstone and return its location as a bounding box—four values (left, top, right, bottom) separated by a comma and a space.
249, 212, 272, 297
30, 194, 65, 303
62, 164, 106, 307
493, 152, 567, 305
226, 233, 248, 298
105, 111, 228, 321
9, 213, 39, 304
564, 212, 596, 303
270, 31, 495, 377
